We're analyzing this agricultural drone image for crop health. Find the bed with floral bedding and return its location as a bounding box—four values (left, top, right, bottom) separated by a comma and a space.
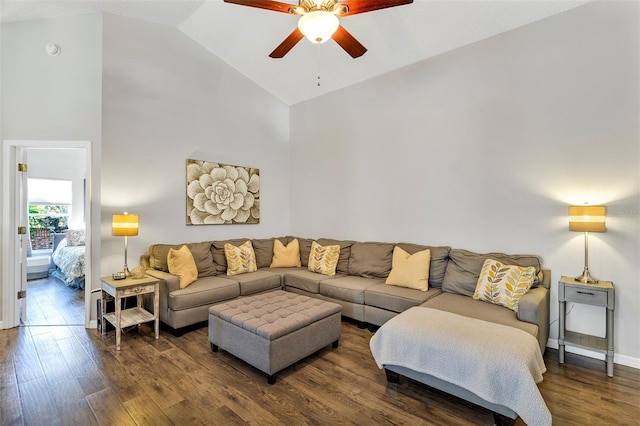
50, 230, 86, 289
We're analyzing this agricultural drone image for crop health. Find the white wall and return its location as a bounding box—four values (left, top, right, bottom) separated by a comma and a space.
290, 1, 639, 365
0, 14, 102, 323
100, 14, 290, 275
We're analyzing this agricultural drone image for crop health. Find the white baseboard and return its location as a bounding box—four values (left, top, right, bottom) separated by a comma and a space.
89, 319, 97, 329
547, 339, 640, 370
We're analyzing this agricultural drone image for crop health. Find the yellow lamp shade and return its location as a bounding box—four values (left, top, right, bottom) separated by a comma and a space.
569, 205, 606, 232
112, 213, 139, 237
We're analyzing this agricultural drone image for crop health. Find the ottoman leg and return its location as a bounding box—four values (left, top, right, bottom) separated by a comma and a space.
267, 374, 276, 385
332, 339, 339, 348
210, 343, 218, 352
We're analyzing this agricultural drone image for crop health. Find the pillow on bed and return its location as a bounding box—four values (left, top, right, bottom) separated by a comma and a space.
167, 245, 198, 289
472, 259, 536, 312
385, 246, 431, 291
65, 229, 85, 246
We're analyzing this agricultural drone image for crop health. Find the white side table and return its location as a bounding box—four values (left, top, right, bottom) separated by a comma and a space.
100, 275, 159, 350
558, 276, 614, 377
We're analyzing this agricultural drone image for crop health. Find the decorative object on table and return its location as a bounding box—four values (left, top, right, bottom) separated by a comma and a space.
112, 212, 139, 277
222, 0, 413, 59
568, 204, 606, 283
131, 266, 146, 279
186, 158, 260, 225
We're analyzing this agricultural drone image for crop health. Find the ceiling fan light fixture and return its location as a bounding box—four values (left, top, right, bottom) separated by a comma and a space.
297, 11, 339, 44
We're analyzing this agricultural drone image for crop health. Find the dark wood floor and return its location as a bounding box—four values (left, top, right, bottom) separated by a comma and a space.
1, 317, 638, 426
24, 277, 85, 326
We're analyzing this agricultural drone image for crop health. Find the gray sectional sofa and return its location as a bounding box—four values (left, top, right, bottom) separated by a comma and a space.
140, 236, 550, 353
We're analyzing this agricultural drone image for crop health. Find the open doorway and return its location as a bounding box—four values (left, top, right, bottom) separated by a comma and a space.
24, 148, 87, 326
2, 140, 92, 330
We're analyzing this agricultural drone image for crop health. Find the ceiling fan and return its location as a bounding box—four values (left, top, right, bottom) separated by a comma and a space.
223, 0, 414, 58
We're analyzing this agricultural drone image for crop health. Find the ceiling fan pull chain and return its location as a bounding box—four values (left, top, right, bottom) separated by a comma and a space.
317, 43, 321, 87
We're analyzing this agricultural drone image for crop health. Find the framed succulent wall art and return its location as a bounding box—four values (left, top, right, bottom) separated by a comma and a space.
186, 159, 260, 225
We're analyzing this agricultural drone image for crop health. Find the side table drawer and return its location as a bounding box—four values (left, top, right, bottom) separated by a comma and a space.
121, 283, 156, 297
565, 286, 607, 306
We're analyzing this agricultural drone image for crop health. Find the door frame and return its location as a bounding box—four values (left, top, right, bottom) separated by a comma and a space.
2, 140, 92, 329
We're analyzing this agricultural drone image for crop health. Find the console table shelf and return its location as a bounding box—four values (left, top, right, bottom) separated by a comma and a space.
103, 307, 155, 329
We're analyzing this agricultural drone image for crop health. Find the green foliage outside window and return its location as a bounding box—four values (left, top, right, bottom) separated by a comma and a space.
29, 204, 69, 237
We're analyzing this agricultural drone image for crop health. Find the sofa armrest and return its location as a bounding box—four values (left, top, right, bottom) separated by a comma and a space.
145, 269, 180, 294
143, 269, 181, 326
517, 286, 550, 353
517, 286, 549, 325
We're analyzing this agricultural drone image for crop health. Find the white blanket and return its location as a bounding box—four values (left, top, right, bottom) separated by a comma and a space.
370, 307, 551, 426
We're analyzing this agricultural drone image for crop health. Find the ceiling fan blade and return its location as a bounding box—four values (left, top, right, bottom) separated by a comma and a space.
223, 0, 297, 14
269, 28, 305, 58
339, 0, 413, 16
332, 25, 367, 58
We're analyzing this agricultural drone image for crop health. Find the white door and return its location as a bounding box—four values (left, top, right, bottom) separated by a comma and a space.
16, 147, 29, 324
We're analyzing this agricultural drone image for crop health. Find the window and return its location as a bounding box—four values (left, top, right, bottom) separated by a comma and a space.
28, 178, 72, 249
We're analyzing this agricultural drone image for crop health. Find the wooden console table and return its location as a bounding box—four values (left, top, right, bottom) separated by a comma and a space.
100, 275, 159, 350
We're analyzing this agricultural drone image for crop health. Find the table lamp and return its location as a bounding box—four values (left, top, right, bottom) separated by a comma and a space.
569, 204, 606, 283
112, 212, 139, 277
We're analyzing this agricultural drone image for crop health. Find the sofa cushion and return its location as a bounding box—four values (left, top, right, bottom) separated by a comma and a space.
317, 238, 354, 274
167, 245, 198, 289
308, 241, 340, 276
348, 242, 394, 278
294, 237, 314, 267
251, 238, 276, 269
396, 243, 450, 288
225, 241, 258, 276
148, 242, 217, 277
167, 275, 240, 311
442, 249, 542, 297
473, 259, 536, 312
365, 284, 441, 313
319, 276, 383, 305
385, 246, 431, 292
232, 269, 282, 296
211, 238, 248, 274
420, 292, 539, 339
187, 242, 217, 278
270, 238, 302, 268
149, 243, 179, 272
284, 270, 341, 294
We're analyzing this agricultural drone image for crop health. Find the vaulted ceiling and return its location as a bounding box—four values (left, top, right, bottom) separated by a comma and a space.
0, 0, 590, 105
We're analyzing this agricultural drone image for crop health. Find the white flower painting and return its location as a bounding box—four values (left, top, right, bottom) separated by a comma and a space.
186, 159, 260, 225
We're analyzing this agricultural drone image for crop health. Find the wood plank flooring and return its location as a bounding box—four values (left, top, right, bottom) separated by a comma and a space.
1, 319, 638, 425
24, 277, 85, 326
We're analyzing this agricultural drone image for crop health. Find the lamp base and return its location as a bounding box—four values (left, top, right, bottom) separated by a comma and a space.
575, 268, 596, 284
123, 267, 132, 278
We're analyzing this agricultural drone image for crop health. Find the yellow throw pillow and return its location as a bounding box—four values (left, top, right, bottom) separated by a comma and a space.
385, 246, 431, 292
225, 240, 258, 276
473, 258, 536, 312
308, 241, 340, 276
167, 245, 198, 289
270, 239, 302, 268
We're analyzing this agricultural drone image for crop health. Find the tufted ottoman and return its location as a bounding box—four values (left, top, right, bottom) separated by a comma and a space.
208, 290, 342, 384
